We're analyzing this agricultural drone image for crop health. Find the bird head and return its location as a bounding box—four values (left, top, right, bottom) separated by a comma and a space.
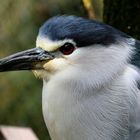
0, 16, 135, 88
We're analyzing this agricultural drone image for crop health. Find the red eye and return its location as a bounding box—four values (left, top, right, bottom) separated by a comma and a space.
59, 43, 75, 55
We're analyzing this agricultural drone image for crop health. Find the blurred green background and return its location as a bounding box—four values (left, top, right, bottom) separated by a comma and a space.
0, 0, 139, 139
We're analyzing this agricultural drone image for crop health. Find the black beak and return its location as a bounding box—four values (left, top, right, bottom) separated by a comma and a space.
0, 47, 54, 72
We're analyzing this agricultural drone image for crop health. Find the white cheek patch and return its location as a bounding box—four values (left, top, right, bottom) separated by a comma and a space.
36, 36, 75, 52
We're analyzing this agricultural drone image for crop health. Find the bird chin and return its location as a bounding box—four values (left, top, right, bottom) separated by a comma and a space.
32, 70, 52, 80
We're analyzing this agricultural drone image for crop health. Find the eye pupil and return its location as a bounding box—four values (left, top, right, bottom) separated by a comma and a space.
59, 43, 75, 55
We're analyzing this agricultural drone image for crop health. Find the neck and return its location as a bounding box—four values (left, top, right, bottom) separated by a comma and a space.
42, 65, 138, 140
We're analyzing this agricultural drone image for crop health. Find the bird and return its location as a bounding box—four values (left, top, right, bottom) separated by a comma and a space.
0, 15, 140, 140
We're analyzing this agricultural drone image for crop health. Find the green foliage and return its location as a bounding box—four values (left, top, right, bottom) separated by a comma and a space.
0, 0, 50, 139
0, 72, 50, 139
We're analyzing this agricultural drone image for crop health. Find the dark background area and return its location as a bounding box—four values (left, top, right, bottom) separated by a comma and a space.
0, 0, 139, 139
104, 0, 140, 39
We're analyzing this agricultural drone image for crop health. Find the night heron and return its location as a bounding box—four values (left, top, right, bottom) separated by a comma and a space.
0, 15, 140, 140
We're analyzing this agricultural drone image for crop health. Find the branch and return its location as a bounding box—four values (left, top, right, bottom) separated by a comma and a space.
82, 0, 96, 19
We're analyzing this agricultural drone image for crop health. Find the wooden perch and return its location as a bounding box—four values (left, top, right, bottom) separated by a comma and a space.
0, 126, 39, 140
83, 0, 96, 19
